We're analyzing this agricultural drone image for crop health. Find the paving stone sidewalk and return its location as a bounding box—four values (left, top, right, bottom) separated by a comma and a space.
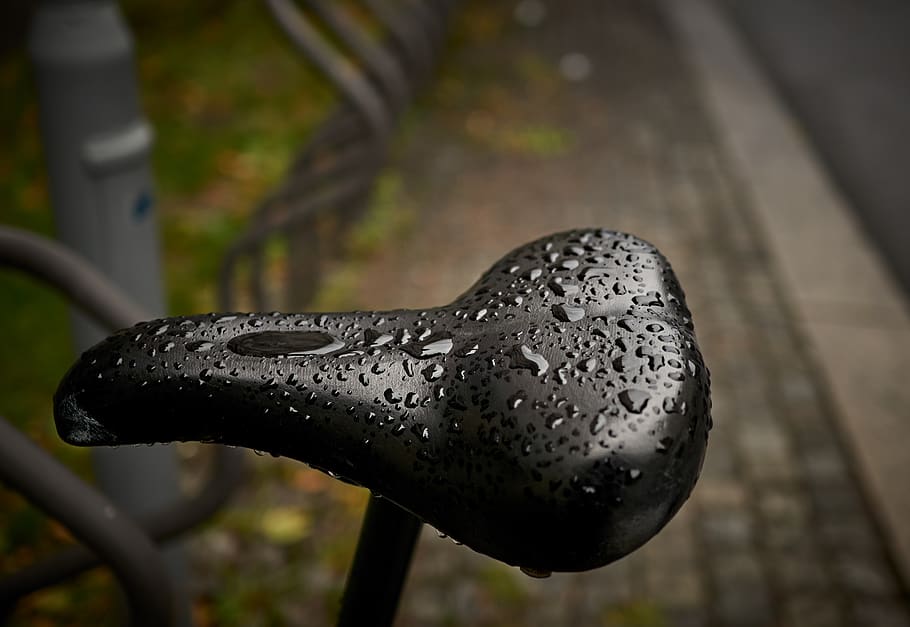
189, 1, 910, 625
326, 1, 910, 625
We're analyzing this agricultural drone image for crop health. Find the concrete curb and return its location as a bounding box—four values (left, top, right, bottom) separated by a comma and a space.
663, 0, 910, 587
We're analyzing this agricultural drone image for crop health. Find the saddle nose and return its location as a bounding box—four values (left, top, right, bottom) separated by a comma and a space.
54, 229, 710, 572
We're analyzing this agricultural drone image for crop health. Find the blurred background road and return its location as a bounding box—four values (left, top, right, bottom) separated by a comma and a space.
721, 0, 910, 295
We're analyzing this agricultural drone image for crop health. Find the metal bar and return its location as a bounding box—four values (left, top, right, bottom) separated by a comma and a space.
360, 0, 435, 84
248, 190, 373, 311
27, 4, 190, 622
242, 131, 382, 309
281, 135, 381, 203
265, 0, 392, 140
0, 226, 146, 332
337, 496, 423, 627
286, 107, 372, 177
303, 0, 412, 115
0, 443, 245, 603
218, 174, 376, 310
405, 0, 447, 49
0, 225, 246, 604
0, 418, 174, 627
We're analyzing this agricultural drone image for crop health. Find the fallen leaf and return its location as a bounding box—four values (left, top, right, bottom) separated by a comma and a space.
259, 507, 312, 544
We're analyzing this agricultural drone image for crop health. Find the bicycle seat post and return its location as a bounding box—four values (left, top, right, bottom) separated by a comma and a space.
338, 496, 422, 627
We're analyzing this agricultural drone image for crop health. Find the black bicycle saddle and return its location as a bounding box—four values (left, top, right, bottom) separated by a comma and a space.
54, 229, 710, 572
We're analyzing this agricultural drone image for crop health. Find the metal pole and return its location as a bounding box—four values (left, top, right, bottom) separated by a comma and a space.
337, 496, 423, 627
27, 2, 190, 624
0, 418, 175, 627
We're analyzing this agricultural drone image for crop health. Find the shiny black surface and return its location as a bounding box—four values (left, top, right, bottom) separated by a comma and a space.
55, 229, 711, 572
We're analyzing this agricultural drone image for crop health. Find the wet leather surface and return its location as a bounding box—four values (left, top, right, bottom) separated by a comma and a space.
55, 229, 711, 571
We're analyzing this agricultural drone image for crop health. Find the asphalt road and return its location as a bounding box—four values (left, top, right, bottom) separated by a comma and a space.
718, 0, 910, 295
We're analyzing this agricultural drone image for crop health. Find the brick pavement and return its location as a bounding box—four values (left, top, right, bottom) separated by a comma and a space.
326, 1, 910, 625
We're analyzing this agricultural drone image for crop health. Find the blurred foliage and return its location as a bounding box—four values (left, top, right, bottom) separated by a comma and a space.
601, 601, 668, 627
478, 563, 530, 607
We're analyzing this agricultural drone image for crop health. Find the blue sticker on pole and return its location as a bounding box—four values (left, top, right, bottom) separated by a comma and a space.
134, 190, 154, 221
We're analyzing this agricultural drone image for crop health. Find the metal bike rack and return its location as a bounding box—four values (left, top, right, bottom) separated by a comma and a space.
0, 227, 246, 625
221, 0, 458, 313
0, 417, 173, 627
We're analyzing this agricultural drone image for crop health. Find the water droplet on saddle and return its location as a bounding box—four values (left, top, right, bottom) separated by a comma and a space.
199, 369, 214, 382
509, 344, 549, 376
520, 567, 552, 579
632, 291, 664, 307
619, 389, 650, 413
579, 267, 609, 281
552, 304, 585, 323
549, 279, 579, 297
186, 341, 214, 352
507, 389, 528, 409
590, 412, 608, 435
227, 331, 345, 357
401, 336, 453, 359
364, 329, 394, 347
422, 364, 444, 382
